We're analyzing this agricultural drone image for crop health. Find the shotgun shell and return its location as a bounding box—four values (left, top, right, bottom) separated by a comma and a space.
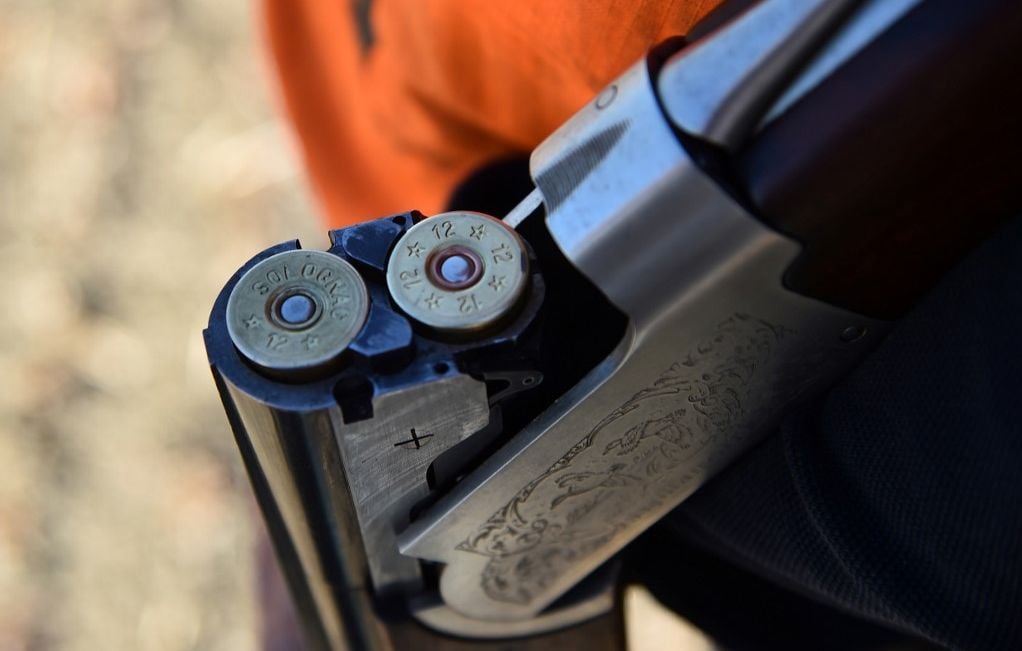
226, 250, 369, 375
385, 211, 529, 333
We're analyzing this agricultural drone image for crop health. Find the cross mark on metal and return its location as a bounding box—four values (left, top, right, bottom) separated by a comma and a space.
394, 428, 433, 450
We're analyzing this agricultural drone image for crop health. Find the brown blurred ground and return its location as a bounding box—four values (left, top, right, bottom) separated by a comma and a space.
0, 1, 713, 649
0, 1, 321, 649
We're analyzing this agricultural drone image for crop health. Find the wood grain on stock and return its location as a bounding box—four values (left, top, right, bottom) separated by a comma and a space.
736, 0, 1022, 319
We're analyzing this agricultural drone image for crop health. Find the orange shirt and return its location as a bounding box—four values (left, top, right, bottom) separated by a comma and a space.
265, 0, 721, 227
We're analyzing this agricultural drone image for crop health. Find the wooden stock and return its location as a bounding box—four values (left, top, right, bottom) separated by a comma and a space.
736, 0, 1022, 319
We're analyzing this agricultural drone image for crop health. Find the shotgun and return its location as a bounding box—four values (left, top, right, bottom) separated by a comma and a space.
204, 0, 1022, 647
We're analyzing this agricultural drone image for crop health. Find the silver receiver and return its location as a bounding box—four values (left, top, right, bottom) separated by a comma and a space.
398, 55, 885, 628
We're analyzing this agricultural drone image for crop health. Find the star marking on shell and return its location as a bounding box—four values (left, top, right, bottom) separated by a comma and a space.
407, 242, 425, 258
469, 224, 487, 240
488, 275, 507, 291
301, 335, 319, 350
424, 293, 442, 309
243, 315, 260, 329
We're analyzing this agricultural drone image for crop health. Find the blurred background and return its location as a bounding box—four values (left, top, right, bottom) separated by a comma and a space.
0, 0, 320, 649
0, 1, 710, 649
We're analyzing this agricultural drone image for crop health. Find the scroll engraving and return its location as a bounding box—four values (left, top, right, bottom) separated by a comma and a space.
455, 314, 791, 604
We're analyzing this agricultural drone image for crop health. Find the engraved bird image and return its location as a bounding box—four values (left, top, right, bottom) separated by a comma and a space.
550, 463, 640, 508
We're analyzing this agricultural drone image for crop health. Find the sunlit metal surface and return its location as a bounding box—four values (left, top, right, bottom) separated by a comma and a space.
657, 0, 863, 149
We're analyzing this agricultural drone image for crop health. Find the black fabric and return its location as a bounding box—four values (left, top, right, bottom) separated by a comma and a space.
654, 215, 1022, 650
625, 526, 939, 651
445, 155, 534, 217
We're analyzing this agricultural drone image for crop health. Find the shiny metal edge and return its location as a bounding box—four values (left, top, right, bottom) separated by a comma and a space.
657, 0, 863, 149
759, 0, 925, 127
219, 378, 388, 651
504, 188, 544, 230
